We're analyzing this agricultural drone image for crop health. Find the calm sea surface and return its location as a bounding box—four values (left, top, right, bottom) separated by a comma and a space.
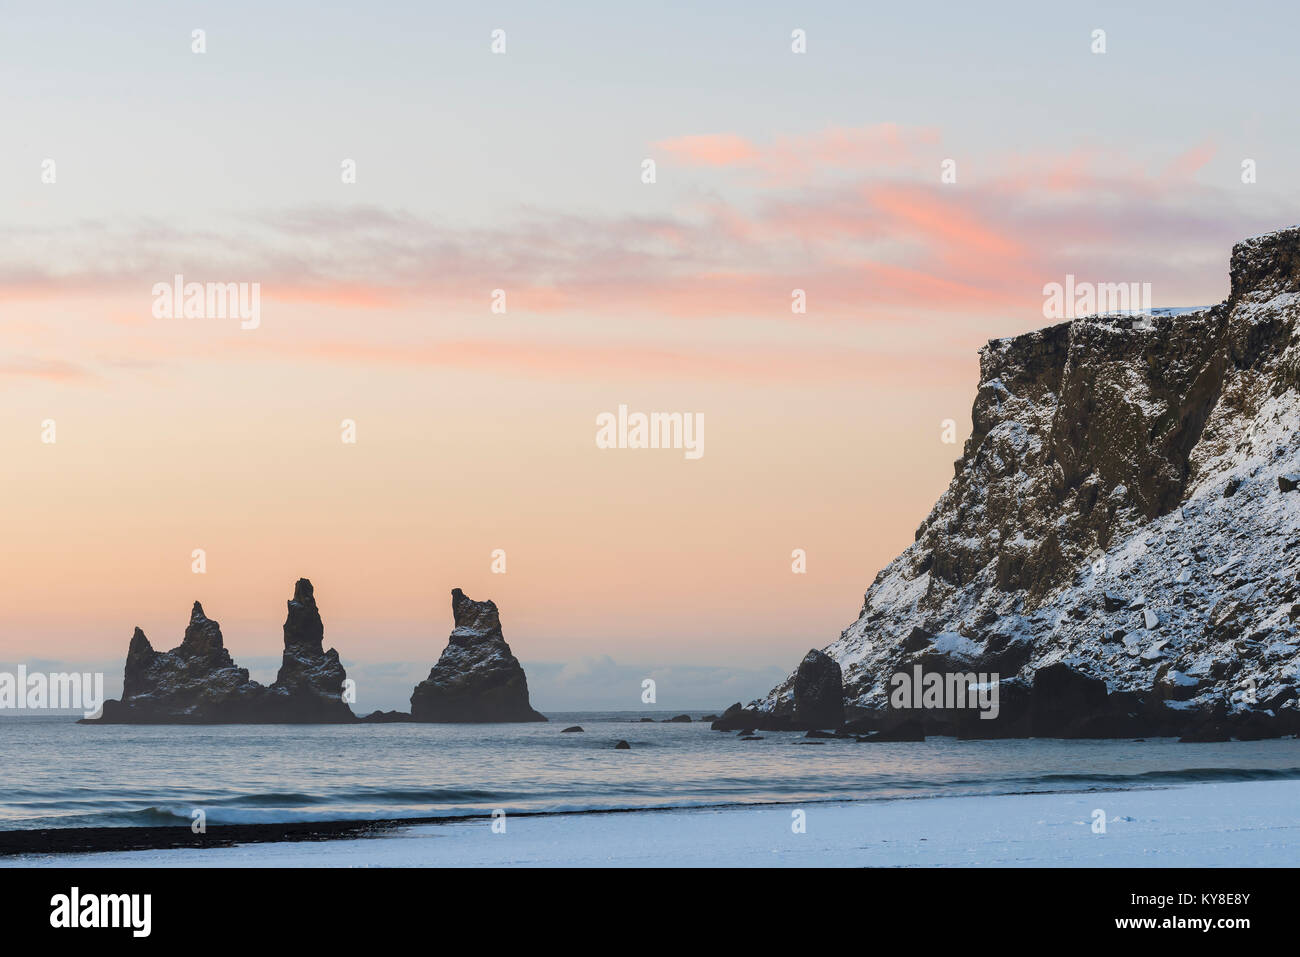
2, 714, 1297, 831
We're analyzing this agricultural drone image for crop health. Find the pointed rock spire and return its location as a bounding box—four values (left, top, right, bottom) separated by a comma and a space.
269, 574, 351, 717
128, 626, 153, 655
269, 577, 353, 722
411, 589, 546, 722
122, 627, 157, 699
449, 587, 503, 643
283, 577, 325, 652
89, 579, 358, 723
180, 600, 225, 657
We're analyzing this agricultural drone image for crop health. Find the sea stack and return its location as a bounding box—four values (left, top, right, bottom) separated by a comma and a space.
87, 578, 356, 723
262, 578, 355, 722
410, 589, 547, 722
91, 602, 265, 723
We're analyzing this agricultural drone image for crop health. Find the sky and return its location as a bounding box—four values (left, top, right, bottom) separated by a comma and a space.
1, 1, 1296, 711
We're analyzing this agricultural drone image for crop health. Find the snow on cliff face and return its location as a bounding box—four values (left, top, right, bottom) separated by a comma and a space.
760, 228, 1300, 725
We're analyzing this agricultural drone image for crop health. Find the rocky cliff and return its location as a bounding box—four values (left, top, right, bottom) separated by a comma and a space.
750, 228, 1300, 740
88, 578, 355, 723
410, 589, 547, 722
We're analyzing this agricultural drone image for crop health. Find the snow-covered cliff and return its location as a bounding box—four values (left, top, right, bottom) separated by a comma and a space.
757, 228, 1300, 740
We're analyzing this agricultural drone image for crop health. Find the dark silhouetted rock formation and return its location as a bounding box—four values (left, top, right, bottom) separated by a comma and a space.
86, 579, 356, 724
710, 700, 793, 732
359, 710, 413, 723
409, 589, 547, 722
262, 579, 354, 722
793, 649, 844, 729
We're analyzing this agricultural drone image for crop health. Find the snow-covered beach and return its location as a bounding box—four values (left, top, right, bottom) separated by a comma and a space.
11, 779, 1298, 868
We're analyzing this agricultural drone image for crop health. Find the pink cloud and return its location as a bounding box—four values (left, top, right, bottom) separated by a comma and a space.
1162, 138, 1217, 182
656, 123, 942, 185
652, 133, 760, 167
0, 358, 95, 382
0, 130, 1279, 340
291, 338, 976, 386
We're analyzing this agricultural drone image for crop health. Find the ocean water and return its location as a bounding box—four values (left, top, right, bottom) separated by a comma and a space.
1, 713, 1298, 831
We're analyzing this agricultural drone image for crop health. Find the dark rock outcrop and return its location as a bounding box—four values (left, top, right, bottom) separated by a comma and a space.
262, 579, 354, 722
711, 700, 793, 732
1029, 663, 1108, 736
409, 589, 547, 723
793, 649, 844, 729
87, 579, 355, 723
359, 710, 413, 723
753, 229, 1300, 739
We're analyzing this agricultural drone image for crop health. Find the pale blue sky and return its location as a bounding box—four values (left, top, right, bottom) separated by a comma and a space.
3, 0, 1295, 227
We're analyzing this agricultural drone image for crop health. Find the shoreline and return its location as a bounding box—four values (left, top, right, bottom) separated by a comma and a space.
6, 777, 1300, 866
